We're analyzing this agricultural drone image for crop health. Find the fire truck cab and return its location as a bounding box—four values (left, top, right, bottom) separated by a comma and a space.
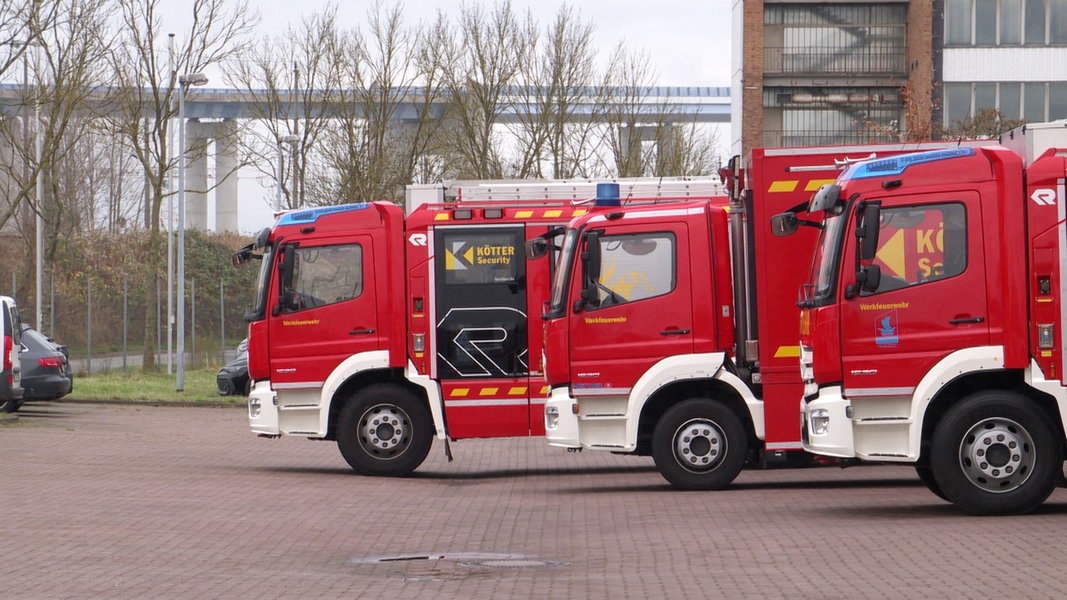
236, 179, 724, 476
792, 121, 1067, 514
539, 144, 972, 490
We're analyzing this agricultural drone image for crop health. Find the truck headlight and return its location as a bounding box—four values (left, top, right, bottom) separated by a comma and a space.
809, 408, 830, 435
249, 397, 261, 419
545, 405, 559, 429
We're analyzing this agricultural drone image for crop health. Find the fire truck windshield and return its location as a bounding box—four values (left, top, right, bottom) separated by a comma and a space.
547, 228, 579, 317
246, 245, 274, 322
806, 212, 847, 306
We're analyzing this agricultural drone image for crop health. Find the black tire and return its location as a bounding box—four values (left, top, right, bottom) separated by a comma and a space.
651, 398, 748, 490
336, 384, 433, 476
914, 464, 947, 501
930, 391, 1061, 515
0, 396, 17, 413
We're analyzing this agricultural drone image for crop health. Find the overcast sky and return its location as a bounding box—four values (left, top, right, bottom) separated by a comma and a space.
165, 0, 733, 87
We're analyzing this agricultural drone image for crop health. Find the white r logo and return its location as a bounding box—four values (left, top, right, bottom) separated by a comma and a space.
1031, 189, 1057, 206
409, 233, 427, 246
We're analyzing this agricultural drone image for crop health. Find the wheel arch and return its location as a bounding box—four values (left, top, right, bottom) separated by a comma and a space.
324, 367, 423, 440
917, 369, 1065, 465
635, 377, 757, 456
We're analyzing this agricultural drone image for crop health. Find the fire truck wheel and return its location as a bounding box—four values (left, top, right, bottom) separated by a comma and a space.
651, 398, 747, 490
0, 397, 18, 413
336, 384, 433, 477
930, 391, 1061, 515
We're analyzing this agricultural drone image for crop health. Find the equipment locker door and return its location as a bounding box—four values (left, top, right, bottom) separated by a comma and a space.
434, 225, 531, 438
267, 236, 379, 389
839, 193, 990, 398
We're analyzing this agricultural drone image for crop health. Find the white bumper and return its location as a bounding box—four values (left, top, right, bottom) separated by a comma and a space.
544, 386, 580, 449
248, 380, 280, 436
802, 385, 855, 458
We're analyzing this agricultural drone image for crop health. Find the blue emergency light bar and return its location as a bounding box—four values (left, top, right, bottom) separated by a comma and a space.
842, 147, 976, 181
277, 203, 369, 226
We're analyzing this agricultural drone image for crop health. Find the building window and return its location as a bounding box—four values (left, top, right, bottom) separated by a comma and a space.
763, 87, 904, 147
947, 0, 1067, 45
1025, 82, 1046, 121
764, 4, 906, 75
1001, 0, 1023, 44
944, 81, 1067, 126
999, 82, 1021, 118
1050, 82, 1067, 120
943, 83, 973, 125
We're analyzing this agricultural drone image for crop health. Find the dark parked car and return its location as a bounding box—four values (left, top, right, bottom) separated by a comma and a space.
19, 324, 73, 405
217, 338, 250, 396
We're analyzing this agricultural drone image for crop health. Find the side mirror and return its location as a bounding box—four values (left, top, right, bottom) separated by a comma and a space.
770, 212, 799, 236
525, 238, 549, 259
857, 201, 881, 261
232, 245, 253, 267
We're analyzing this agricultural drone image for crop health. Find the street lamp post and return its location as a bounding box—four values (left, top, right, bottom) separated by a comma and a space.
177, 71, 208, 392
275, 134, 299, 212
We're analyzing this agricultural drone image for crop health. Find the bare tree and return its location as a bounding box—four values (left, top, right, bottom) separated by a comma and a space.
510, 5, 600, 179
652, 122, 722, 177
107, 0, 257, 370
225, 6, 337, 211
0, 0, 50, 78
598, 44, 662, 177
318, 1, 449, 205
0, 0, 60, 228
24, 0, 115, 255
434, 1, 531, 179
942, 107, 1025, 140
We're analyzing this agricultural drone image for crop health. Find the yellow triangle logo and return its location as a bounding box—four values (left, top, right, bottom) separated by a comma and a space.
464, 247, 475, 263
876, 229, 906, 278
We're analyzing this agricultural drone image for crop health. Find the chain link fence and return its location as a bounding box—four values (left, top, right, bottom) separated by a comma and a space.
0, 229, 257, 375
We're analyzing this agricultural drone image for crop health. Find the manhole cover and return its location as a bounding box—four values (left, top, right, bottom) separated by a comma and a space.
461, 559, 563, 569
349, 552, 565, 569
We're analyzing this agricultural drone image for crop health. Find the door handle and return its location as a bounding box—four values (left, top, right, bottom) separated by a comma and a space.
661, 328, 690, 335
349, 328, 376, 335
948, 316, 984, 325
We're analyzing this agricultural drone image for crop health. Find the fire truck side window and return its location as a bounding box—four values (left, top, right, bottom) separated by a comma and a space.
284, 244, 363, 311
866, 202, 966, 294
592, 232, 675, 307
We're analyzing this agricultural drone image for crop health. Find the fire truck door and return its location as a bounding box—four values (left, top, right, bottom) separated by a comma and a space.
434, 226, 530, 437
567, 222, 694, 399
839, 193, 989, 397
267, 237, 379, 388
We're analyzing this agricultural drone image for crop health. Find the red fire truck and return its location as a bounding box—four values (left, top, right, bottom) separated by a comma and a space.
233, 179, 724, 475
785, 121, 1067, 515
537, 142, 983, 490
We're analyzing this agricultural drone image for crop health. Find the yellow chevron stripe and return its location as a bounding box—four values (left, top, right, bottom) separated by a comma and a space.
774, 345, 801, 358
508, 386, 527, 395
450, 388, 470, 397
434, 213, 450, 221
805, 178, 837, 191
768, 180, 799, 193
480, 387, 499, 396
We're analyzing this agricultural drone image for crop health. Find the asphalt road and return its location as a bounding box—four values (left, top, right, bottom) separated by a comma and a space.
3, 401, 1067, 599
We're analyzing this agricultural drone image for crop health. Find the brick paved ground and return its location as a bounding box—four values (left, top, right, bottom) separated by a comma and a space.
3, 401, 1067, 599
